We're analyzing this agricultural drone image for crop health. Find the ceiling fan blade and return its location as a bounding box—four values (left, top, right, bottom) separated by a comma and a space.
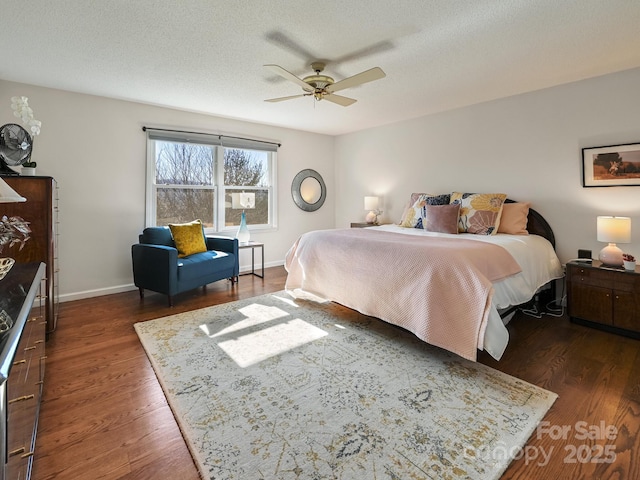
264, 31, 317, 63
333, 41, 394, 65
264, 65, 313, 92
264, 94, 308, 103
323, 94, 357, 107
325, 67, 386, 94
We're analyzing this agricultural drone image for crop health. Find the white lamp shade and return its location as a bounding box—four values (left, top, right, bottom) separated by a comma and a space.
597, 216, 631, 243
0, 178, 26, 203
231, 192, 255, 209
364, 196, 379, 211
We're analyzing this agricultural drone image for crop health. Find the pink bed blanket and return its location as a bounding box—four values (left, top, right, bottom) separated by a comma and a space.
285, 228, 522, 361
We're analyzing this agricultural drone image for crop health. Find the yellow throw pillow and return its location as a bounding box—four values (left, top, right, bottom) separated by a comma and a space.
169, 220, 207, 258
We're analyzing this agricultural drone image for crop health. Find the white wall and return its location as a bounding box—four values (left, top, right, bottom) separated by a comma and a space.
334, 67, 640, 264
0, 80, 335, 300
3, 67, 639, 300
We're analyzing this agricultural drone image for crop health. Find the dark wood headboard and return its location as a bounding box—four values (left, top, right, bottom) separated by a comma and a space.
505, 199, 555, 248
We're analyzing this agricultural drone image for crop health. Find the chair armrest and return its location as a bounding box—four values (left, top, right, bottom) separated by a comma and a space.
205, 236, 239, 256
132, 244, 179, 280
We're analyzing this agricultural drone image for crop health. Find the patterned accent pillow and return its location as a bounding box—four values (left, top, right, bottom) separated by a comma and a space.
168, 219, 207, 257
399, 193, 427, 227
449, 192, 507, 235
400, 193, 451, 228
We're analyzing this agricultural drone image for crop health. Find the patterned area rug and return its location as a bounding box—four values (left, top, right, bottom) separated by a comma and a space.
134, 291, 557, 480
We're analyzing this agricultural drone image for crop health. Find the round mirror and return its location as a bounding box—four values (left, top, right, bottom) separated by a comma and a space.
300, 177, 322, 204
291, 169, 326, 212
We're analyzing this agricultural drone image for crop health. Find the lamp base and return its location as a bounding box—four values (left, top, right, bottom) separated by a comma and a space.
365, 211, 377, 224
598, 243, 623, 267
236, 211, 250, 245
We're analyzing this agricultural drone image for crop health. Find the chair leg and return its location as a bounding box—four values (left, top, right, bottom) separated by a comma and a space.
138, 287, 144, 298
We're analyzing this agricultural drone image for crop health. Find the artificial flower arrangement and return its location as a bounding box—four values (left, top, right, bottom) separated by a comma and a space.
622, 253, 635, 262
10, 96, 41, 137
0, 215, 31, 254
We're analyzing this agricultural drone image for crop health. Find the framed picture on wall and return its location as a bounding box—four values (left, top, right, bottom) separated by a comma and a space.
582, 142, 640, 187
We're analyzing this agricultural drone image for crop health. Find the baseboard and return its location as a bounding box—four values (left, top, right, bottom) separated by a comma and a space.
59, 260, 285, 302
60, 284, 138, 302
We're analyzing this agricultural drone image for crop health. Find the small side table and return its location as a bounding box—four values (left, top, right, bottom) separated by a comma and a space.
238, 241, 264, 278
350, 222, 377, 228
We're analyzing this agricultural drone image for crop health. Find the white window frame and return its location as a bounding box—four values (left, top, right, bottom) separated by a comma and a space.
145, 129, 278, 233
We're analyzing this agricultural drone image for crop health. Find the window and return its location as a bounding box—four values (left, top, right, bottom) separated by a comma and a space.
145, 128, 277, 233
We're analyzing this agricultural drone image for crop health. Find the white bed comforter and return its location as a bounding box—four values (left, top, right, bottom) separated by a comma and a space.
285, 225, 563, 361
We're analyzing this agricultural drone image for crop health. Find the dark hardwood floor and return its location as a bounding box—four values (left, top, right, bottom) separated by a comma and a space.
33, 267, 639, 479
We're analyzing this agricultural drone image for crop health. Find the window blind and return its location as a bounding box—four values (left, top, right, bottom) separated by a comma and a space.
143, 127, 279, 152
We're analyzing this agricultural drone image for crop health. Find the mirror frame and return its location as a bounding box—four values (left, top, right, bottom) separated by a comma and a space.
291, 169, 326, 212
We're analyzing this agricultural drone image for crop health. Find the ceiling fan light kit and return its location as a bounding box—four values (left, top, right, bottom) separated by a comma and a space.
265, 62, 385, 107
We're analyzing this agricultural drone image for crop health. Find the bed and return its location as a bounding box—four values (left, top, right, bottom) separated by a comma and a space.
285, 197, 563, 362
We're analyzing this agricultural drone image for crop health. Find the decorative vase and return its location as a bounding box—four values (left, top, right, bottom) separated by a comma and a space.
21, 167, 36, 176
236, 211, 250, 245
623, 260, 636, 271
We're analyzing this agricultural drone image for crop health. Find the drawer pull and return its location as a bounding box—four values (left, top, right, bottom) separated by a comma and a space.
12, 359, 25, 366
8, 447, 25, 457
21, 451, 34, 459
8, 394, 35, 404
34, 339, 44, 344
24, 346, 37, 351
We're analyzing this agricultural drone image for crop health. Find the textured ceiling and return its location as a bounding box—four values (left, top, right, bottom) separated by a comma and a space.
1, 0, 640, 136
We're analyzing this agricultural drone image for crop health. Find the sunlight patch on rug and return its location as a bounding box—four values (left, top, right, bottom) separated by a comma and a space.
215, 317, 328, 368
135, 291, 557, 480
198, 300, 328, 367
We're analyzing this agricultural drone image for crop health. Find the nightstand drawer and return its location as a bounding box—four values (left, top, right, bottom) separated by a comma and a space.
567, 264, 616, 288
613, 273, 640, 292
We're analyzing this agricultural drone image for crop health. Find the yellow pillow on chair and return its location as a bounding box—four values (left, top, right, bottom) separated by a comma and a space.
169, 220, 207, 258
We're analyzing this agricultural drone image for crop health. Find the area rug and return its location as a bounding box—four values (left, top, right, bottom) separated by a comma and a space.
134, 291, 557, 480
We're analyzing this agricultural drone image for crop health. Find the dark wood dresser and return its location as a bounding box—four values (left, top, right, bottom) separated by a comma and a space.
0, 177, 58, 334
0, 262, 46, 480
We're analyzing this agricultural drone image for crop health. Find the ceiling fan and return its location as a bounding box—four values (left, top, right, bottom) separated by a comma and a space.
264, 62, 386, 106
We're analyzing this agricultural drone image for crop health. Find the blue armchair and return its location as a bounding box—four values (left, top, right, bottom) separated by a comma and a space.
131, 227, 239, 306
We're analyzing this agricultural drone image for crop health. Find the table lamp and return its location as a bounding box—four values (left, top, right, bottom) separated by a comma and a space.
364, 196, 381, 224
0, 177, 28, 280
0, 178, 26, 203
597, 216, 631, 266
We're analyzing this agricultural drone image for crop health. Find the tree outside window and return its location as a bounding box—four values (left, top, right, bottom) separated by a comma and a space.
224, 148, 269, 227
148, 138, 275, 232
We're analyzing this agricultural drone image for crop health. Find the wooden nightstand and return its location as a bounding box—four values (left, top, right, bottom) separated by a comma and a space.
350, 222, 377, 228
566, 260, 640, 338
